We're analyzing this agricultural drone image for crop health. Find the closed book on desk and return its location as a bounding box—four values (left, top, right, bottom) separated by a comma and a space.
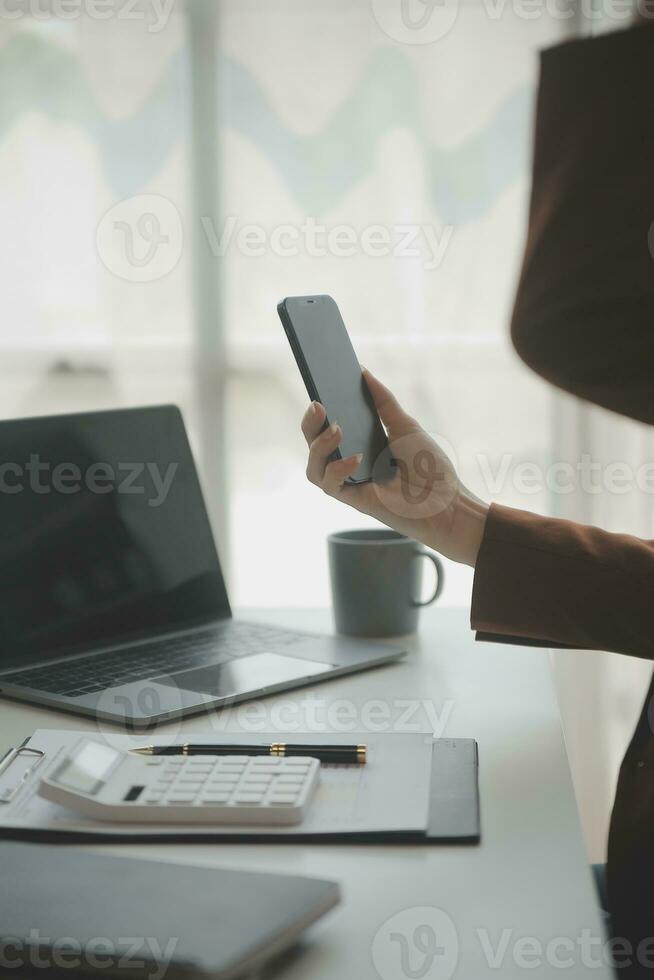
0, 843, 339, 979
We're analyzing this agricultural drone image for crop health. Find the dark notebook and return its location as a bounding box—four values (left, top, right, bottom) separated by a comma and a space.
0, 843, 339, 979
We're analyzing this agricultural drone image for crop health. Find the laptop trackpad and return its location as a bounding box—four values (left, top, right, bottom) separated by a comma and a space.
156, 652, 331, 698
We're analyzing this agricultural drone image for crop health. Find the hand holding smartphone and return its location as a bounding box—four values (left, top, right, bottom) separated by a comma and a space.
277, 295, 394, 484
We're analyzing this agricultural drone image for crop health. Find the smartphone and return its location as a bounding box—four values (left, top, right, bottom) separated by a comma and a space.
277, 295, 393, 484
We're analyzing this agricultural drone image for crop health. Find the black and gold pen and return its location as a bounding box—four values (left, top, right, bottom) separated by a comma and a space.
131, 742, 366, 765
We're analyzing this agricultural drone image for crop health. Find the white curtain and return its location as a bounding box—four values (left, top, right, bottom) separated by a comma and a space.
218, 0, 569, 608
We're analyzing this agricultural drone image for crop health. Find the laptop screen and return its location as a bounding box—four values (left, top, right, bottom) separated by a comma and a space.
0, 405, 230, 671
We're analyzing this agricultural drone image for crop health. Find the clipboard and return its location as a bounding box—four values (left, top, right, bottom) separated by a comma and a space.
0, 731, 480, 844
0, 744, 45, 804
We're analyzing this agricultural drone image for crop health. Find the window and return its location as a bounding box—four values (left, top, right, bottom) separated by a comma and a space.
0, 0, 572, 608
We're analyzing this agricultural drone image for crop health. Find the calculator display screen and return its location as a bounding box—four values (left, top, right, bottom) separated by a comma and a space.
56, 742, 120, 795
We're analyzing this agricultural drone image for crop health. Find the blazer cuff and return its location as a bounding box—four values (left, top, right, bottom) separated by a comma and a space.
474, 631, 580, 649
471, 503, 654, 658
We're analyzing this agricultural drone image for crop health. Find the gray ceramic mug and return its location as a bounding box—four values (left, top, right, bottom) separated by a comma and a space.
328, 529, 444, 637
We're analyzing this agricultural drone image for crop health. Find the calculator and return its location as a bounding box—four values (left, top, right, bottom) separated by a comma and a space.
38, 739, 320, 825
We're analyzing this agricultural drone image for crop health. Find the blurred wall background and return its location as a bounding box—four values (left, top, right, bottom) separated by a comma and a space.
1, 0, 650, 860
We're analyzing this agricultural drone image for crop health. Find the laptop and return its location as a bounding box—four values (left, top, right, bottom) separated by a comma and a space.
0, 405, 403, 727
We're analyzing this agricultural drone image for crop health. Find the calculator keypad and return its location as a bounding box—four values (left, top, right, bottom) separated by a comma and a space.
134, 755, 319, 824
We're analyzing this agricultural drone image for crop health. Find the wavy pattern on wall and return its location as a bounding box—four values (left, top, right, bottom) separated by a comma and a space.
0, 33, 190, 197
0, 33, 531, 223
221, 47, 531, 224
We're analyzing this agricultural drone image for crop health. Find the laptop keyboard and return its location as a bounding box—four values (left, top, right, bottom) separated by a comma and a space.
3, 622, 311, 698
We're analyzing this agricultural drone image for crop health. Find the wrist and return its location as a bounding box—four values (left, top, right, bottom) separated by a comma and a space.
448, 492, 489, 567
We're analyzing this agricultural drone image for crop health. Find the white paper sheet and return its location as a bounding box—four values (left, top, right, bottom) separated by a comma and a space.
0, 730, 434, 838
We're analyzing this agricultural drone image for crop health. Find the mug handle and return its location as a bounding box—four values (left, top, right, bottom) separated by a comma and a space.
411, 549, 444, 607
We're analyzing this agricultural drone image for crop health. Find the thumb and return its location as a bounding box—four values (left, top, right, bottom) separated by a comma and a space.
362, 368, 418, 435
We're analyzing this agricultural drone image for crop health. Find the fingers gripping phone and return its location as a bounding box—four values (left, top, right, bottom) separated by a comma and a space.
278, 295, 394, 484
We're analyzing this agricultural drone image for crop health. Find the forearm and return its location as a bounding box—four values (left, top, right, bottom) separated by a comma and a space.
471, 504, 654, 659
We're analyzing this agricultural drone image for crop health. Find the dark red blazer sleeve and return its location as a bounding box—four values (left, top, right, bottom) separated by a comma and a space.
472, 504, 654, 659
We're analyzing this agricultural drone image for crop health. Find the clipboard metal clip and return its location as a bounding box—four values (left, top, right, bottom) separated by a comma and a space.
0, 746, 45, 804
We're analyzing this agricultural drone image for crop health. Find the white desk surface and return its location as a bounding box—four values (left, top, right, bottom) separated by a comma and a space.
0, 607, 612, 979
